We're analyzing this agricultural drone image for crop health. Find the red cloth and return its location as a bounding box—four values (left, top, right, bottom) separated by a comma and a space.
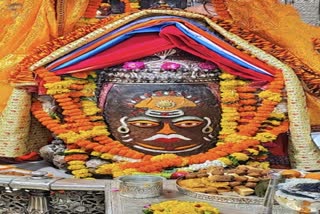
55, 33, 174, 74
54, 26, 273, 81
159, 26, 272, 81
15, 152, 41, 162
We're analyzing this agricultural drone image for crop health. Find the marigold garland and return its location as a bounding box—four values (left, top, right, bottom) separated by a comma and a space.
31, 66, 289, 178
16, 9, 306, 179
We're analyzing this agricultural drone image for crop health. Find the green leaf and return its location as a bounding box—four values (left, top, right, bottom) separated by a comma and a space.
142, 209, 153, 214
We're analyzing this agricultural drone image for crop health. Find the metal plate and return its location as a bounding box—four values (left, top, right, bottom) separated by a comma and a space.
176, 179, 264, 204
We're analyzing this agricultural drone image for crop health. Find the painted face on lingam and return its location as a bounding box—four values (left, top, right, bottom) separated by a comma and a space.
102, 84, 221, 156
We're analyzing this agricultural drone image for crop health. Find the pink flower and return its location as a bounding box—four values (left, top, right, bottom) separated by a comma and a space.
198, 62, 217, 70
111, 188, 119, 192
123, 62, 145, 70
161, 62, 181, 70
143, 204, 151, 208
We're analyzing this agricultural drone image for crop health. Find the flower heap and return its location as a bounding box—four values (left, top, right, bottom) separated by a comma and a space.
143, 200, 219, 214
31, 66, 288, 178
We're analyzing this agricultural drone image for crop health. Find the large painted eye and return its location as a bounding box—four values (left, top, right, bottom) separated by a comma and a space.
173, 120, 203, 128
128, 120, 160, 128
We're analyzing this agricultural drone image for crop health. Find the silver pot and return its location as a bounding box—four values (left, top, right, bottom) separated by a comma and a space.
117, 175, 164, 198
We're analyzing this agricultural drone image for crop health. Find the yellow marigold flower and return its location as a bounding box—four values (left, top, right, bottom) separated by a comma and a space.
58, 131, 80, 144
221, 96, 239, 103
149, 200, 219, 214
64, 149, 86, 154
81, 82, 96, 96
218, 157, 233, 166
68, 164, 86, 170
44, 80, 75, 89
216, 142, 225, 146
259, 161, 270, 169
74, 172, 92, 179
220, 121, 238, 127
181, 157, 189, 166
269, 112, 285, 120
68, 160, 85, 165
89, 72, 97, 78
254, 133, 276, 142
72, 169, 92, 178
151, 154, 178, 161
221, 115, 238, 121
81, 100, 101, 116
59, 126, 109, 143
130, 3, 140, 8
91, 151, 102, 157
258, 90, 282, 102
101, 153, 114, 160
224, 134, 250, 143
89, 116, 104, 121
220, 80, 240, 87
220, 72, 236, 80
219, 129, 236, 135
246, 149, 259, 156
113, 168, 137, 177
256, 145, 268, 152
84, 177, 95, 180
269, 120, 281, 126
46, 88, 70, 95
96, 163, 120, 174
62, 78, 88, 85
231, 152, 249, 161
71, 168, 89, 174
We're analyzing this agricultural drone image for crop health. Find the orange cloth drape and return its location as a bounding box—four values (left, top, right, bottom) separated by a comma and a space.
226, 0, 320, 71
225, 0, 320, 126
0, 0, 89, 112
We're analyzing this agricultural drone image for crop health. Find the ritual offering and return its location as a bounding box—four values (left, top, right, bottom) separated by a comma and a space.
176, 165, 271, 204
142, 200, 219, 214
275, 177, 320, 213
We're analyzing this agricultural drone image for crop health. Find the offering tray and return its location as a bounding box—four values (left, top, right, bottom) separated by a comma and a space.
275, 178, 320, 213
176, 178, 264, 204
106, 179, 295, 214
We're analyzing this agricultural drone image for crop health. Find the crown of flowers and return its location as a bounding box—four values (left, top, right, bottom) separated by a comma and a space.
104, 50, 221, 83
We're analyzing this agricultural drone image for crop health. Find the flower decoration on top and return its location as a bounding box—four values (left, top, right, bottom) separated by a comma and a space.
198, 61, 218, 70
161, 62, 181, 70
123, 61, 145, 70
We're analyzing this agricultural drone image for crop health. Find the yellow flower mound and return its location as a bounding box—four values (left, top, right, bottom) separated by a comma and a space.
146, 200, 219, 214
230, 152, 249, 161
218, 157, 233, 166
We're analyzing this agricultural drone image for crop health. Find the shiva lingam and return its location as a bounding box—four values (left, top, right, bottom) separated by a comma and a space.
96, 49, 222, 157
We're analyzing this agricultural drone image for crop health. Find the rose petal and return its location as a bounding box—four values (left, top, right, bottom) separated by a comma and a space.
198, 62, 217, 70
123, 62, 145, 70
111, 188, 119, 192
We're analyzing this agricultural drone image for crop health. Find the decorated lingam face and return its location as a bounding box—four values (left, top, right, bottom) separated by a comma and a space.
102, 83, 221, 156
